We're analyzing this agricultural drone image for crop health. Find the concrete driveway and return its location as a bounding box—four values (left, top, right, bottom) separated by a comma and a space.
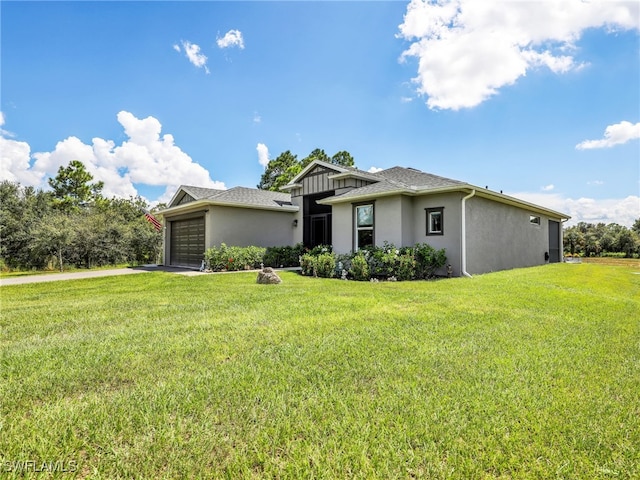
0, 265, 203, 286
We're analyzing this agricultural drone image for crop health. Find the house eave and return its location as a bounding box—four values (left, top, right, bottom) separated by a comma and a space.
280, 183, 303, 191
317, 182, 570, 220
158, 199, 299, 216
327, 171, 380, 182
468, 185, 570, 220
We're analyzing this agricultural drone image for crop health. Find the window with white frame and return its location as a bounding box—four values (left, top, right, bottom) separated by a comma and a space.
529, 215, 541, 225
355, 204, 374, 249
426, 207, 444, 235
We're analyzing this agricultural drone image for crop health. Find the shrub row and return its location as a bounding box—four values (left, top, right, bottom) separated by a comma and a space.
204, 244, 266, 271
205, 243, 307, 271
205, 242, 447, 280
300, 242, 447, 281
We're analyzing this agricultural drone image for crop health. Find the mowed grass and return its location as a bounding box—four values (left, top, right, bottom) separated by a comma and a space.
1, 264, 639, 479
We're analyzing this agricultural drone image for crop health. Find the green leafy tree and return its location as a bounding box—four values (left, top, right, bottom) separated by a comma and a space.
48, 160, 104, 211
0, 181, 53, 269
30, 211, 76, 271
301, 148, 331, 168
257, 151, 300, 191
258, 149, 355, 191
330, 150, 355, 167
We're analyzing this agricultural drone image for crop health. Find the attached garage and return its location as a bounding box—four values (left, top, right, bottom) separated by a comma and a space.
169, 216, 205, 268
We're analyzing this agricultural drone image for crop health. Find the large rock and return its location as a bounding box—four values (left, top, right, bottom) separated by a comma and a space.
256, 267, 282, 285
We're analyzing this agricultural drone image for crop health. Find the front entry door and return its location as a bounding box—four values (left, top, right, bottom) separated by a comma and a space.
309, 214, 331, 247
548, 220, 560, 263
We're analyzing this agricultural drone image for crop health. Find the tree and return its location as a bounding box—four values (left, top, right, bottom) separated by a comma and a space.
258, 149, 356, 191
257, 151, 300, 191
301, 148, 330, 168
30, 211, 76, 271
330, 150, 355, 167
48, 160, 104, 211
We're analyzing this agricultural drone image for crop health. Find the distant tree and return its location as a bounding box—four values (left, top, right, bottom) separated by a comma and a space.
564, 221, 640, 258
0, 181, 53, 269
30, 211, 76, 271
632, 218, 640, 235
257, 150, 300, 191
48, 160, 104, 212
258, 149, 356, 191
330, 150, 355, 167
301, 148, 331, 168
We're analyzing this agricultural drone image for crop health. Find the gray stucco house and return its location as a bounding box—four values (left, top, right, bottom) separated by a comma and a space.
160, 160, 569, 276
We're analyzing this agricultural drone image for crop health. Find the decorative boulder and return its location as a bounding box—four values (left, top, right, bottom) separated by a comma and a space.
256, 267, 282, 285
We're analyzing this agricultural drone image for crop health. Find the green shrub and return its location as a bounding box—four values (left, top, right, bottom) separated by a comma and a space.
601, 252, 627, 258
204, 244, 266, 271
263, 243, 305, 268
414, 243, 447, 279
396, 252, 416, 281
314, 253, 336, 278
299, 253, 315, 276
349, 253, 370, 281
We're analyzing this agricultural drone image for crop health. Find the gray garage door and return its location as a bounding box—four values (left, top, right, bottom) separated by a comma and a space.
170, 217, 205, 267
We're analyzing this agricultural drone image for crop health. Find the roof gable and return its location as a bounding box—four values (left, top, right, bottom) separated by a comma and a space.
284, 160, 349, 187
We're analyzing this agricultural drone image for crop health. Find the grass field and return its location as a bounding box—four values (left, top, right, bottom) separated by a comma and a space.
1, 263, 639, 479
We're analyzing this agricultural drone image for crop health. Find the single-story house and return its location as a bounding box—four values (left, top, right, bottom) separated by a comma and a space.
159, 160, 570, 276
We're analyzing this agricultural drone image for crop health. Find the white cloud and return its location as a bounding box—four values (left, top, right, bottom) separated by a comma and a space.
368, 166, 384, 173
576, 121, 640, 150
173, 44, 181, 53
508, 191, 640, 227
256, 143, 270, 168
398, 0, 639, 110
542, 184, 554, 191
2, 111, 225, 202
587, 180, 604, 186
253, 112, 262, 124
217, 30, 244, 49
178, 40, 210, 74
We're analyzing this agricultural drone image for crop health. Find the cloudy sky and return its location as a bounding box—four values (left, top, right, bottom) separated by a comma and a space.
1, 0, 639, 226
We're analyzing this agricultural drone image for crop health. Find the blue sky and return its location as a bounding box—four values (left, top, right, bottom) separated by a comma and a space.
1, 0, 639, 226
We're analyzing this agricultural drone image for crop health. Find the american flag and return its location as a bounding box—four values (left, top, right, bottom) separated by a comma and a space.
143, 209, 162, 231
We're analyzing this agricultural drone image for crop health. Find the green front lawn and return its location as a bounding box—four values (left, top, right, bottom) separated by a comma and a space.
1, 264, 639, 478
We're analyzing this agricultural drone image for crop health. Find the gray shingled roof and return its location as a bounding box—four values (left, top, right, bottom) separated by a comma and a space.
211, 187, 293, 208
181, 185, 226, 200
374, 167, 464, 189
169, 185, 295, 211
320, 166, 465, 202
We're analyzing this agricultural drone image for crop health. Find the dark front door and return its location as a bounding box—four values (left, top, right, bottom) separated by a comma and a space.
310, 214, 331, 247
303, 192, 334, 248
548, 220, 560, 263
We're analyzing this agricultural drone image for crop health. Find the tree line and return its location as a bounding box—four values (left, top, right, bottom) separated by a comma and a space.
564, 220, 640, 258
1, 161, 162, 272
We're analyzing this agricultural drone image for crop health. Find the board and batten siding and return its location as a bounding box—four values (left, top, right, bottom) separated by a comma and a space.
290, 166, 373, 197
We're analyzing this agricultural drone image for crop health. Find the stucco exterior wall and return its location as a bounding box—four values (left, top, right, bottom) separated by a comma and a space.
208, 206, 296, 248
330, 202, 354, 254
465, 196, 551, 274
411, 192, 464, 276
374, 196, 405, 248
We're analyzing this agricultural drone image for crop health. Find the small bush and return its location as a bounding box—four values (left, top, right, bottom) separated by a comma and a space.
314, 253, 336, 278
414, 243, 447, 279
299, 253, 315, 276
349, 253, 370, 281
